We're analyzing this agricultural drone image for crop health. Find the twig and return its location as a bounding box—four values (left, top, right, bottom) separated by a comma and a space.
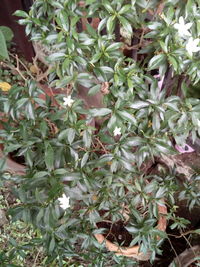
168, 229, 199, 239
139, 27, 145, 47
9, 53, 35, 80
182, 234, 193, 251
95, 137, 109, 154
33, 247, 42, 267
167, 237, 181, 267
77, 146, 88, 152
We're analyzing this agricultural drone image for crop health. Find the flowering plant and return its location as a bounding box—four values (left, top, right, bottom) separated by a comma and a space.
0, 0, 200, 266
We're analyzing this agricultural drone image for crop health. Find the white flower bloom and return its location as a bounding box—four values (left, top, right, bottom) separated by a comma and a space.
63, 95, 74, 107
58, 194, 70, 210
186, 37, 200, 57
113, 127, 121, 136
174, 16, 192, 38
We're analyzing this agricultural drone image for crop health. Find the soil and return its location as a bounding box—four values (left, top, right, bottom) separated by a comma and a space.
96, 193, 200, 267
96, 220, 133, 247
140, 207, 200, 267
9, 150, 25, 165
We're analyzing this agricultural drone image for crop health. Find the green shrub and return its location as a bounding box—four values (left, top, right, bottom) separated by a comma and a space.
0, 0, 200, 266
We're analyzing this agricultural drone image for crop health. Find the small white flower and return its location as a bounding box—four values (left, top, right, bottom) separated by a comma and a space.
113, 127, 121, 136
63, 95, 74, 107
186, 37, 200, 57
174, 16, 192, 38
58, 194, 70, 210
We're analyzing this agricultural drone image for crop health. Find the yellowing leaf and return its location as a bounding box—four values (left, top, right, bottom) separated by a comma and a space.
0, 82, 11, 91
29, 65, 38, 73
92, 195, 98, 201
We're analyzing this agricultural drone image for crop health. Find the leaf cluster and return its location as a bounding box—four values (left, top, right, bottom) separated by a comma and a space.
1, 0, 200, 265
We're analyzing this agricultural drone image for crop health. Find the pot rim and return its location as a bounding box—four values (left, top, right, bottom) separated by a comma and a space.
94, 201, 167, 260
0, 149, 26, 176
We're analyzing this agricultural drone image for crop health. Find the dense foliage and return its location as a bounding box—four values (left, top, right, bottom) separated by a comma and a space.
0, 0, 200, 266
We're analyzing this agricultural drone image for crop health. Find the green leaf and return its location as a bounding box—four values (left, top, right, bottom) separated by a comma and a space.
98, 18, 107, 33
49, 236, 55, 252
53, 2, 63, 9
86, 0, 96, 4
126, 136, 143, 146
0, 30, 9, 59
81, 152, 89, 168
90, 52, 102, 63
152, 113, 160, 131
26, 149, 33, 167
53, 169, 67, 175
13, 10, 29, 18
40, 121, 48, 138
59, 12, 69, 32
107, 15, 116, 34
26, 102, 35, 120
159, 40, 168, 53
67, 128, 76, 145
129, 101, 149, 109
168, 55, 178, 72
103, 1, 114, 13
34, 97, 46, 107
9, 237, 17, 247
33, 171, 49, 179
45, 142, 54, 171
36, 208, 44, 224
48, 52, 65, 62
178, 113, 187, 126
0, 158, 6, 172
119, 16, 132, 35
148, 54, 166, 70
107, 114, 117, 129
119, 158, 134, 171
58, 128, 75, 144
118, 5, 132, 15
193, 229, 200, 234
89, 108, 111, 117
117, 110, 137, 124
106, 42, 122, 52
88, 84, 101, 96
155, 142, 172, 154
0, 26, 14, 42
99, 66, 114, 73
16, 98, 29, 109
165, 102, 179, 112
86, 23, 97, 38
83, 130, 92, 148
57, 77, 73, 88
186, 0, 193, 16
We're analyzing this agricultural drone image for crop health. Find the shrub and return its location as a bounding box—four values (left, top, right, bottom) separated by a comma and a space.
0, 0, 200, 265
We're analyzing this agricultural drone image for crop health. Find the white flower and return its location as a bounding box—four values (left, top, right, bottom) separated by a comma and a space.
63, 95, 74, 107
113, 127, 121, 136
174, 16, 192, 38
58, 194, 70, 210
186, 37, 200, 57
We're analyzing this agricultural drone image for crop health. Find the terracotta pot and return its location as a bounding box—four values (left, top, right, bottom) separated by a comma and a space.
94, 203, 167, 261
0, 112, 25, 176
0, 148, 25, 176
169, 245, 200, 267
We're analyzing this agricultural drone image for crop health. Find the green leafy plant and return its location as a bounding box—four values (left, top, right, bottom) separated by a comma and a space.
0, 26, 13, 60
0, 0, 200, 266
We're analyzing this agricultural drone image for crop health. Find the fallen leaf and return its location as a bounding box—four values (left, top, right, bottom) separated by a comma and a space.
0, 81, 11, 91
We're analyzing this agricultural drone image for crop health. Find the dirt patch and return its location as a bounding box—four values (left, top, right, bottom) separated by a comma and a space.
96, 220, 133, 247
